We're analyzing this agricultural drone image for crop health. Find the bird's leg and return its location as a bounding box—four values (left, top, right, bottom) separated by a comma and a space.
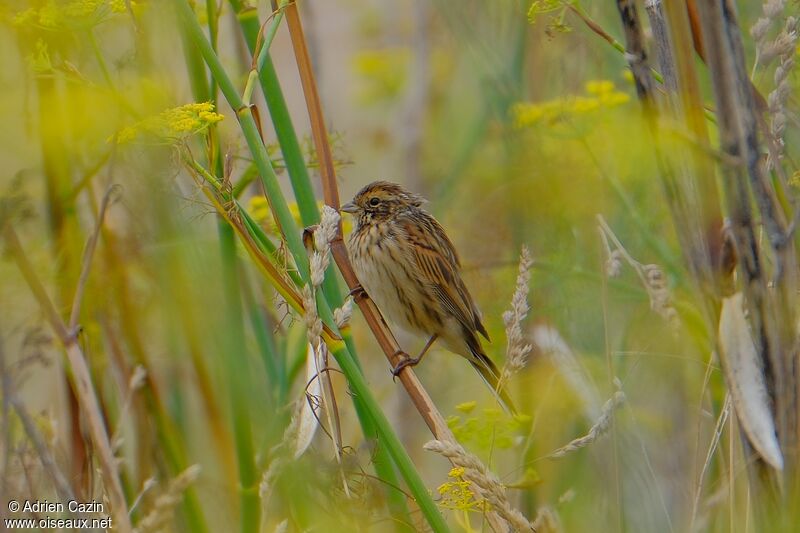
349, 283, 368, 302
391, 334, 438, 378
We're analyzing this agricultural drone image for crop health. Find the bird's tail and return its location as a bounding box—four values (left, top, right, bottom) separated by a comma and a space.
469, 352, 518, 416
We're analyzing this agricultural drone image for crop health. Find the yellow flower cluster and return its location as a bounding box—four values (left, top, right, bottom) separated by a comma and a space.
512, 79, 630, 128
437, 467, 486, 512
12, 0, 133, 29
116, 102, 223, 144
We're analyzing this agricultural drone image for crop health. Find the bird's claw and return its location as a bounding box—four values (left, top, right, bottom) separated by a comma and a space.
391, 351, 419, 381
349, 284, 368, 302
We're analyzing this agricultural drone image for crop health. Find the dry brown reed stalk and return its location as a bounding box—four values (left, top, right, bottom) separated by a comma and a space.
499, 245, 534, 387
133, 465, 201, 533
284, 0, 457, 441
285, 7, 514, 529
547, 391, 626, 459
424, 440, 535, 531
696, 0, 797, 477
644, 0, 677, 93
3, 226, 133, 532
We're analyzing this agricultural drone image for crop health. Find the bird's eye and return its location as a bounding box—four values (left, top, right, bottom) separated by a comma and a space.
369, 197, 380, 207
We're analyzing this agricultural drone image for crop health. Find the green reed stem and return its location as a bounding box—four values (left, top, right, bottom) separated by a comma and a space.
180, 18, 260, 533
226, 2, 415, 527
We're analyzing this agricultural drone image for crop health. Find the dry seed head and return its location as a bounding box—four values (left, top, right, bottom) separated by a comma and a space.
751, 17, 771, 42
547, 391, 626, 459
764, 0, 786, 20
310, 253, 329, 287
334, 297, 354, 329
760, 31, 797, 64
532, 506, 560, 532
605, 249, 623, 278
315, 205, 340, 251
501, 246, 534, 382
134, 465, 201, 533
302, 285, 323, 342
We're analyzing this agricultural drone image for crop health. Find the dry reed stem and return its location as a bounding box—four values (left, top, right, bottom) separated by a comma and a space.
696, 0, 797, 477
3, 226, 133, 532
285, 6, 511, 530
284, 0, 453, 443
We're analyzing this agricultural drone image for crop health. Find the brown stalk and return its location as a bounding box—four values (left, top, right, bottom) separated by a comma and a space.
3, 226, 133, 533
283, 1, 449, 438
695, 0, 795, 478
284, 5, 511, 530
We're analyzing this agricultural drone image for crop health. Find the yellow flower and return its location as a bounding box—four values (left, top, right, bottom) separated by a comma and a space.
585, 79, 615, 95
570, 96, 600, 114
114, 102, 224, 144
513, 79, 630, 128
12, 8, 38, 26
11, 0, 136, 30
436, 467, 486, 512
599, 91, 630, 106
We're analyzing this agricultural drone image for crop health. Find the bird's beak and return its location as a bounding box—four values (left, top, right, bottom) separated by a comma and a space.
340, 202, 358, 214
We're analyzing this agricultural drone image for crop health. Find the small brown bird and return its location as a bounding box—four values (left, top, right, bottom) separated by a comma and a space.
341, 181, 516, 413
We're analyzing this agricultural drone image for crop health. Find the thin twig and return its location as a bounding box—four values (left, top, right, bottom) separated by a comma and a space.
69, 184, 119, 330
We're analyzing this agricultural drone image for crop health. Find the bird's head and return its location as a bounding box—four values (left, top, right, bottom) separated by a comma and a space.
340, 181, 425, 225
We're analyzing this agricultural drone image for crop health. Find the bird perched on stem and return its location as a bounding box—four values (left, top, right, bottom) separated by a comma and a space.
341, 181, 516, 414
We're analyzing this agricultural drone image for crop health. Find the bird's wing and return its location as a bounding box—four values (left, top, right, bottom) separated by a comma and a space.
400, 213, 490, 341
